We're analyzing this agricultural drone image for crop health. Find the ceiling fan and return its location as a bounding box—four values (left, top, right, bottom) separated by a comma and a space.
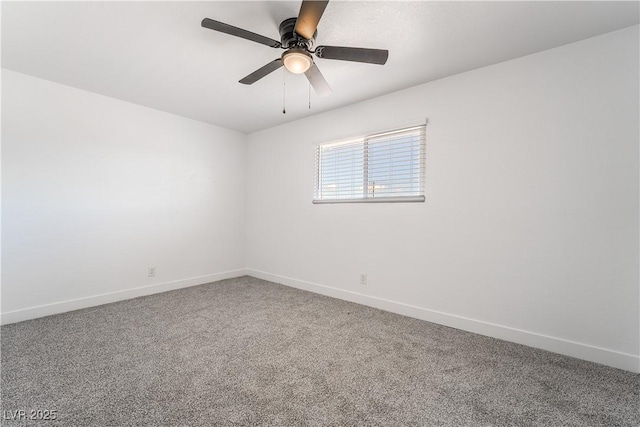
201, 0, 389, 96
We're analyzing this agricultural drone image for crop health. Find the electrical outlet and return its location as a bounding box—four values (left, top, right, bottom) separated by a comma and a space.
148, 267, 156, 278
360, 273, 367, 285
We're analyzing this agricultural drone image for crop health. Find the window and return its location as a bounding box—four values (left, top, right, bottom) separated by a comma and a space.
314, 125, 426, 203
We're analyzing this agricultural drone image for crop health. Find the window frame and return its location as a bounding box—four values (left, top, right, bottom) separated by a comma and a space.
313, 124, 426, 204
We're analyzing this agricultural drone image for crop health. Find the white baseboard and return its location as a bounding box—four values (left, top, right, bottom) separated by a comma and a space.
247, 269, 640, 373
1, 269, 248, 325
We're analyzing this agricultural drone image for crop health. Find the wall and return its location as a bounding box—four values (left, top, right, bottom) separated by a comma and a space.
2, 70, 247, 323
246, 26, 640, 372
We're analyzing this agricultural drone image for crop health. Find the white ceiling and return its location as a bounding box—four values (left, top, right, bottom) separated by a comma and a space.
2, 1, 638, 134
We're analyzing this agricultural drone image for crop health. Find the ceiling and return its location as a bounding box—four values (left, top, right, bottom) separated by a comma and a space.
2, 1, 638, 134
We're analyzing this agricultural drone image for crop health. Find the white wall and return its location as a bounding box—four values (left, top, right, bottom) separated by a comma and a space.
2, 70, 247, 323
246, 26, 640, 372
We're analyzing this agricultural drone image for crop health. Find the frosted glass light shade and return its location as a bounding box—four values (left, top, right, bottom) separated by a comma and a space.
283, 50, 312, 74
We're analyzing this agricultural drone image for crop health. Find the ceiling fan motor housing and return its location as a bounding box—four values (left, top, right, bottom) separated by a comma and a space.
279, 17, 316, 49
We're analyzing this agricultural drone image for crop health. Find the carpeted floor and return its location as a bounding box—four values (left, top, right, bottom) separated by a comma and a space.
1, 276, 638, 426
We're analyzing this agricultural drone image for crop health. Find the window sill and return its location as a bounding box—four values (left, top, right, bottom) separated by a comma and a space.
312, 196, 425, 204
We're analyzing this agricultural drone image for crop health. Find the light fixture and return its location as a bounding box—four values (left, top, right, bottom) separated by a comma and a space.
282, 49, 313, 74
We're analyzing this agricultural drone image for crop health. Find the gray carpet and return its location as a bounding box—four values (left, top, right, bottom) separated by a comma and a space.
1, 276, 638, 426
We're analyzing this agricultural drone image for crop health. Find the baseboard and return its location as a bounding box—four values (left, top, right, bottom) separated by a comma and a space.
247, 269, 640, 373
1, 269, 248, 325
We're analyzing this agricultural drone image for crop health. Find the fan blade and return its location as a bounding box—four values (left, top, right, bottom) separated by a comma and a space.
294, 0, 329, 40
239, 59, 283, 85
305, 63, 332, 96
315, 46, 388, 65
202, 18, 281, 48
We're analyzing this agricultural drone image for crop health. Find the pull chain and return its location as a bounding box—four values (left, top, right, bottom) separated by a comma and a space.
282, 69, 286, 114
308, 83, 311, 109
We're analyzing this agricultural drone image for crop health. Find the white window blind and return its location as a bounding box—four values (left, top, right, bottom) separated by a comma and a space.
314, 125, 426, 203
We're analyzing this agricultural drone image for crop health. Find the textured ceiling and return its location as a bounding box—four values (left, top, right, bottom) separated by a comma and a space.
2, 1, 639, 134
